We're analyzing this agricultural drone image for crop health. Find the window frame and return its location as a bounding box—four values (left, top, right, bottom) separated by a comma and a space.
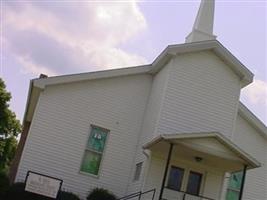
166, 165, 205, 196
133, 162, 143, 182
225, 171, 243, 200
166, 165, 185, 191
185, 170, 203, 196
79, 124, 110, 177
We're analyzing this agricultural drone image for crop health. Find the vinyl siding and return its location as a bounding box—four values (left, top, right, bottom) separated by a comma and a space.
231, 114, 267, 200
127, 62, 171, 193
16, 74, 152, 200
157, 51, 241, 138
128, 50, 243, 194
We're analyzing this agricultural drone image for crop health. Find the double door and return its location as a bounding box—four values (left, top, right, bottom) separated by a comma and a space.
167, 165, 203, 196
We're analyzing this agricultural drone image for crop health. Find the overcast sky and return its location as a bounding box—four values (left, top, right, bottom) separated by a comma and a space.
1, 0, 266, 125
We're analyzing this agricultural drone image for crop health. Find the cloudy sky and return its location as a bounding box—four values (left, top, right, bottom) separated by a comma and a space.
1, 0, 266, 125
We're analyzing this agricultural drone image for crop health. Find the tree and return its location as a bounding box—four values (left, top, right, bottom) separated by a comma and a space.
0, 78, 21, 173
0, 78, 21, 137
0, 136, 18, 172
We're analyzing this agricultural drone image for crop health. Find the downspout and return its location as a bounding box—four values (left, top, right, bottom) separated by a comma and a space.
141, 149, 152, 190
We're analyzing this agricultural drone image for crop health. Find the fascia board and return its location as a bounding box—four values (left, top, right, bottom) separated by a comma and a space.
33, 64, 152, 89
143, 131, 260, 168
214, 132, 261, 168
213, 43, 254, 86
22, 81, 33, 124
238, 102, 267, 139
149, 40, 253, 88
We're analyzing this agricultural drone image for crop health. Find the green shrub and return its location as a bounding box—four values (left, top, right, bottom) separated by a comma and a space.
5, 182, 52, 200
87, 188, 116, 200
0, 171, 10, 198
4, 182, 80, 200
5, 182, 32, 200
59, 191, 81, 200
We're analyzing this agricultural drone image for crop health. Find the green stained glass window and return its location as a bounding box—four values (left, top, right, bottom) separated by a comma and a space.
226, 190, 239, 200
87, 127, 107, 152
80, 125, 109, 175
228, 172, 243, 190
226, 171, 243, 200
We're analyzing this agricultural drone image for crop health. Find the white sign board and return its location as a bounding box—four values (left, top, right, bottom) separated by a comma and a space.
25, 171, 62, 199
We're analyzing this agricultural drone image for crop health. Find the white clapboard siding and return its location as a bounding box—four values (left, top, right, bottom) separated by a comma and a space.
128, 50, 243, 194
157, 51, 241, 137
232, 114, 267, 200
127, 62, 171, 193
16, 74, 152, 200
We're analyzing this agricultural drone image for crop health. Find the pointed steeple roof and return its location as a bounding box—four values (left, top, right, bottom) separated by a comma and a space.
186, 0, 216, 43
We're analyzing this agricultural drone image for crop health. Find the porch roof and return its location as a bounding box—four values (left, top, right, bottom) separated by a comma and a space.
143, 132, 260, 170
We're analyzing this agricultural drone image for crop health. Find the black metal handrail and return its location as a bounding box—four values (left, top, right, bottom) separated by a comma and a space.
118, 191, 142, 200
181, 193, 214, 200
164, 187, 215, 200
118, 188, 156, 200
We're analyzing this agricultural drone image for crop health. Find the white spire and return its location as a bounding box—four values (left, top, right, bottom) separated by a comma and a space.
185, 0, 216, 43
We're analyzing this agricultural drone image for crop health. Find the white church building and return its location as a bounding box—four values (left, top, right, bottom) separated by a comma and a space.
10, 1, 267, 200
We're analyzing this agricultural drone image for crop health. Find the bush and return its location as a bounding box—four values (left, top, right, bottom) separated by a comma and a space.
4, 182, 80, 200
59, 191, 81, 200
5, 182, 51, 200
0, 171, 10, 197
87, 188, 116, 200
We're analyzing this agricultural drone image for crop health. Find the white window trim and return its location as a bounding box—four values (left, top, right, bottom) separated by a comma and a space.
133, 162, 143, 182
79, 124, 110, 178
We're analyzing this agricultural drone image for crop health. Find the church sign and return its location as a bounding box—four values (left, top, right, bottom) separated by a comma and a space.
25, 171, 63, 199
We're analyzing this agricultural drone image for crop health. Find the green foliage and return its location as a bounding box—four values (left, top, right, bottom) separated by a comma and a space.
0, 78, 21, 172
0, 136, 17, 172
0, 78, 21, 137
4, 182, 51, 200
0, 171, 10, 198
4, 182, 81, 200
87, 188, 116, 200
59, 191, 81, 200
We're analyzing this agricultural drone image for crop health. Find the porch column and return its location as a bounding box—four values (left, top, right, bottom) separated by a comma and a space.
158, 143, 174, 200
238, 165, 248, 200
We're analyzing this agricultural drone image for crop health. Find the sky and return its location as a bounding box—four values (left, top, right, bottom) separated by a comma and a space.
1, 0, 267, 126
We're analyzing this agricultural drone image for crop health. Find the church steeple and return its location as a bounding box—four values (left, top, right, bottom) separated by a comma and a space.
185, 0, 216, 43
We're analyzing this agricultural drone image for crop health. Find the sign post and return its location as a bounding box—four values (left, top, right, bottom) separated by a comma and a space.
25, 171, 63, 199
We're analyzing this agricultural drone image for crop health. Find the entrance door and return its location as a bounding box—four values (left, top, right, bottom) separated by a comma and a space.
185, 171, 202, 195
167, 166, 204, 195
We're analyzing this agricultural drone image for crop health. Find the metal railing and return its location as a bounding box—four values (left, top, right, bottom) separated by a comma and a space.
118, 189, 156, 200
180, 193, 215, 200
163, 187, 215, 200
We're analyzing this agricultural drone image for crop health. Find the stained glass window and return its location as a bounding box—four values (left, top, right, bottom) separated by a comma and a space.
80, 125, 109, 175
87, 127, 107, 152
226, 171, 243, 200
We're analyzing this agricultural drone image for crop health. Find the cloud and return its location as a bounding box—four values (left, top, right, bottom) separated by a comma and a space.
3, 1, 147, 76
241, 79, 267, 106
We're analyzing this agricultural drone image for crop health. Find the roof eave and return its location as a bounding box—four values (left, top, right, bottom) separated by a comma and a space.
238, 102, 267, 139
143, 132, 261, 169
148, 40, 254, 88
213, 41, 254, 87
22, 81, 33, 125
34, 64, 152, 89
